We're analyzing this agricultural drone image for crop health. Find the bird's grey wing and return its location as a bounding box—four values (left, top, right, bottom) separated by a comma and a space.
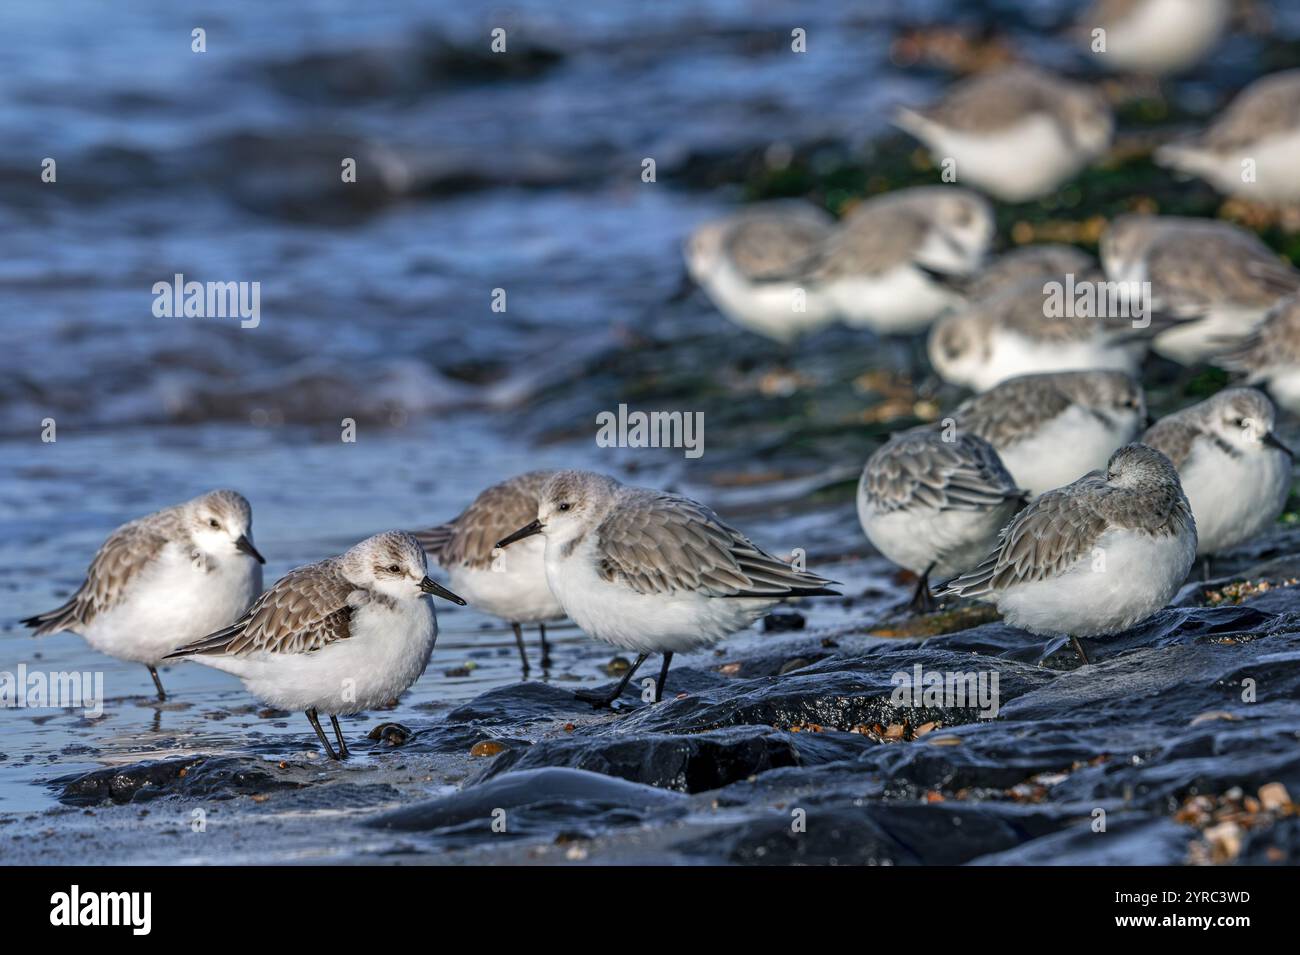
864, 432, 1024, 514
594, 493, 836, 598
955, 378, 1073, 447
1148, 232, 1300, 311
1203, 71, 1300, 150
169, 561, 354, 657
943, 480, 1109, 597
1217, 297, 1300, 369
725, 215, 832, 281
807, 208, 929, 280
419, 471, 552, 571
914, 68, 1052, 132
1141, 416, 1201, 470
23, 519, 169, 635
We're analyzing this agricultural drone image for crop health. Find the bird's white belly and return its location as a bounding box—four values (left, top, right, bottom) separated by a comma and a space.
1180, 445, 1291, 554
1154, 308, 1268, 366
831, 266, 960, 334
445, 536, 562, 624
929, 116, 1079, 202
995, 526, 1196, 637
546, 545, 770, 653
196, 599, 437, 714
858, 496, 1019, 583
980, 329, 1141, 390
1102, 0, 1227, 74
704, 261, 835, 343
996, 407, 1136, 497
82, 547, 262, 665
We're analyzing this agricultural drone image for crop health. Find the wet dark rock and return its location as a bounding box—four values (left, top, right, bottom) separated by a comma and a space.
444, 681, 584, 726
53, 756, 304, 807
366, 767, 686, 839
677, 801, 1067, 865
475, 725, 872, 794
763, 611, 806, 632
261, 34, 563, 104
367, 722, 413, 747
1238, 816, 1300, 864
970, 816, 1193, 866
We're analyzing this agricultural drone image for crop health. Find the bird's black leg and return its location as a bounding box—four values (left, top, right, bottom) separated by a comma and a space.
575, 653, 648, 708
511, 622, 531, 675
147, 665, 166, 702
329, 714, 350, 759
654, 652, 674, 703
1070, 636, 1091, 667
538, 622, 552, 668
306, 708, 339, 760
908, 563, 936, 614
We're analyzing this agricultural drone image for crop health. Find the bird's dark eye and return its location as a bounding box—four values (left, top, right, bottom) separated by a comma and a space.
558, 502, 571, 512
209, 519, 220, 528
387, 564, 401, 573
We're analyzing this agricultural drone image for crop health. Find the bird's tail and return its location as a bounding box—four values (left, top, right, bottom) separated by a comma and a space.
20, 599, 80, 637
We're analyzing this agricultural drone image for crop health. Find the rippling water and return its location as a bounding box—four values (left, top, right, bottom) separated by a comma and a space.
0, 0, 942, 813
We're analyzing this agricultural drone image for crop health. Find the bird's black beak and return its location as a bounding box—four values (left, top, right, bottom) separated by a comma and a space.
419, 576, 466, 605
1263, 432, 1295, 460
496, 519, 543, 549
235, 534, 265, 564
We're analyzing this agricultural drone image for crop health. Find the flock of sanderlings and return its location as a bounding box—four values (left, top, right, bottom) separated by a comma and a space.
22, 0, 1300, 758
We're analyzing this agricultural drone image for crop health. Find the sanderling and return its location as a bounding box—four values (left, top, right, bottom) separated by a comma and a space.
960, 243, 1096, 303
941, 444, 1197, 663
683, 200, 836, 343
894, 65, 1113, 202
167, 531, 464, 760
1156, 69, 1300, 202
1218, 293, 1300, 415
804, 186, 993, 334
1101, 214, 1300, 365
1143, 388, 1292, 570
857, 428, 1025, 611
1078, 0, 1230, 76
950, 370, 1147, 496
927, 270, 1147, 391
22, 490, 264, 701
494, 470, 838, 707
412, 470, 563, 674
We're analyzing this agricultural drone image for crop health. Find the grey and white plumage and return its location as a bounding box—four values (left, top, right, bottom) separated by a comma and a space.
1217, 293, 1300, 415
961, 244, 1097, 303
894, 65, 1113, 202
942, 444, 1197, 639
857, 428, 1025, 608
168, 531, 465, 759
22, 489, 265, 700
1142, 388, 1292, 556
949, 370, 1147, 496
683, 200, 837, 342
494, 470, 837, 705
411, 470, 563, 672
803, 187, 994, 334
927, 269, 1149, 391
1101, 214, 1300, 365
1156, 69, 1300, 201
1079, 0, 1230, 76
